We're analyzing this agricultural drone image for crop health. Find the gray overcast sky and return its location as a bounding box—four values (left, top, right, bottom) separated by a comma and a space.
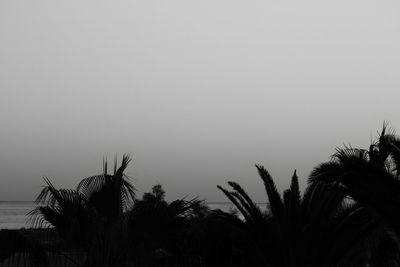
0, 0, 400, 201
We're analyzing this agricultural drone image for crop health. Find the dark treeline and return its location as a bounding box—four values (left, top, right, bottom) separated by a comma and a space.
2, 124, 400, 266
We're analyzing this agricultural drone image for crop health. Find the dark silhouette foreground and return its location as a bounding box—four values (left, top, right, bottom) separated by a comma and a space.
2, 125, 400, 266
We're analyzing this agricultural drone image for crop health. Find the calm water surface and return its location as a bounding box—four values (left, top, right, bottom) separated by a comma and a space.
0, 202, 238, 229
0, 202, 36, 229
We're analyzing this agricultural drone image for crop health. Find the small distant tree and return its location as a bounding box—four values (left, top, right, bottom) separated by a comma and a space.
124, 184, 204, 265
142, 184, 165, 202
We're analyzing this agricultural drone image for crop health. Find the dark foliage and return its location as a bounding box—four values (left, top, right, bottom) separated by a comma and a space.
310, 124, 400, 242
25, 157, 205, 266
4, 124, 400, 266
217, 166, 385, 267
0, 229, 49, 267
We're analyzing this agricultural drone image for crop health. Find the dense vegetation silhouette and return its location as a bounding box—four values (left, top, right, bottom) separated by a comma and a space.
310, 124, 400, 236
217, 167, 384, 266
2, 125, 400, 266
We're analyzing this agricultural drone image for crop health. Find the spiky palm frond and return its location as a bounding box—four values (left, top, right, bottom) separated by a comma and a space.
307, 124, 400, 266
75, 155, 135, 221
27, 155, 140, 267
255, 165, 284, 218
76, 174, 108, 199
333, 146, 370, 163
218, 165, 384, 267
376, 130, 400, 178
218, 181, 264, 225
28, 178, 93, 251
310, 145, 393, 187
310, 139, 400, 234
115, 154, 132, 175
30, 178, 89, 225
217, 185, 253, 223
283, 170, 301, 218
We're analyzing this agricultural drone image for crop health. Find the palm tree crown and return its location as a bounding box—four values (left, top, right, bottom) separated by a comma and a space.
217, 165, 383, 267
309, 125, 400, 235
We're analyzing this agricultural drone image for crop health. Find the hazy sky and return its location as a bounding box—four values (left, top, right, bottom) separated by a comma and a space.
1, 0, 400, 201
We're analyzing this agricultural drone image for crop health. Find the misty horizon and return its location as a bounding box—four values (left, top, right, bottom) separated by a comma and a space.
1, 0, 400, 202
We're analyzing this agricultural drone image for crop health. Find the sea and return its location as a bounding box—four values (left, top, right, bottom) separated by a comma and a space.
0, 202, 236, 229
0, 202, 36, 229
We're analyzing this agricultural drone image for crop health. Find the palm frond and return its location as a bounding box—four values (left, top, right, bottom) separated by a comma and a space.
255, 165, 284, 217
76, 174, 108, 199
333, 147, 370, 163
115, 154, 132, 176
288, 170, 300, 208
227, 181, 263, 223
309, 161, 346, 185
283, 171, 301, 218
217, 185, 251, 222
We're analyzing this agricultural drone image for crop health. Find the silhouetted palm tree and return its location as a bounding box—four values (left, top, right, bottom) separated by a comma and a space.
29, 157, 205, 266
309, 125, 400, 237
77, 155, 135, 222
29, 155, 135, 267
217, 165, 383, 267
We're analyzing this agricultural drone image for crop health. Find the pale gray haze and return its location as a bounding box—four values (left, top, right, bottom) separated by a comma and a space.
1, 0, 400, 201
